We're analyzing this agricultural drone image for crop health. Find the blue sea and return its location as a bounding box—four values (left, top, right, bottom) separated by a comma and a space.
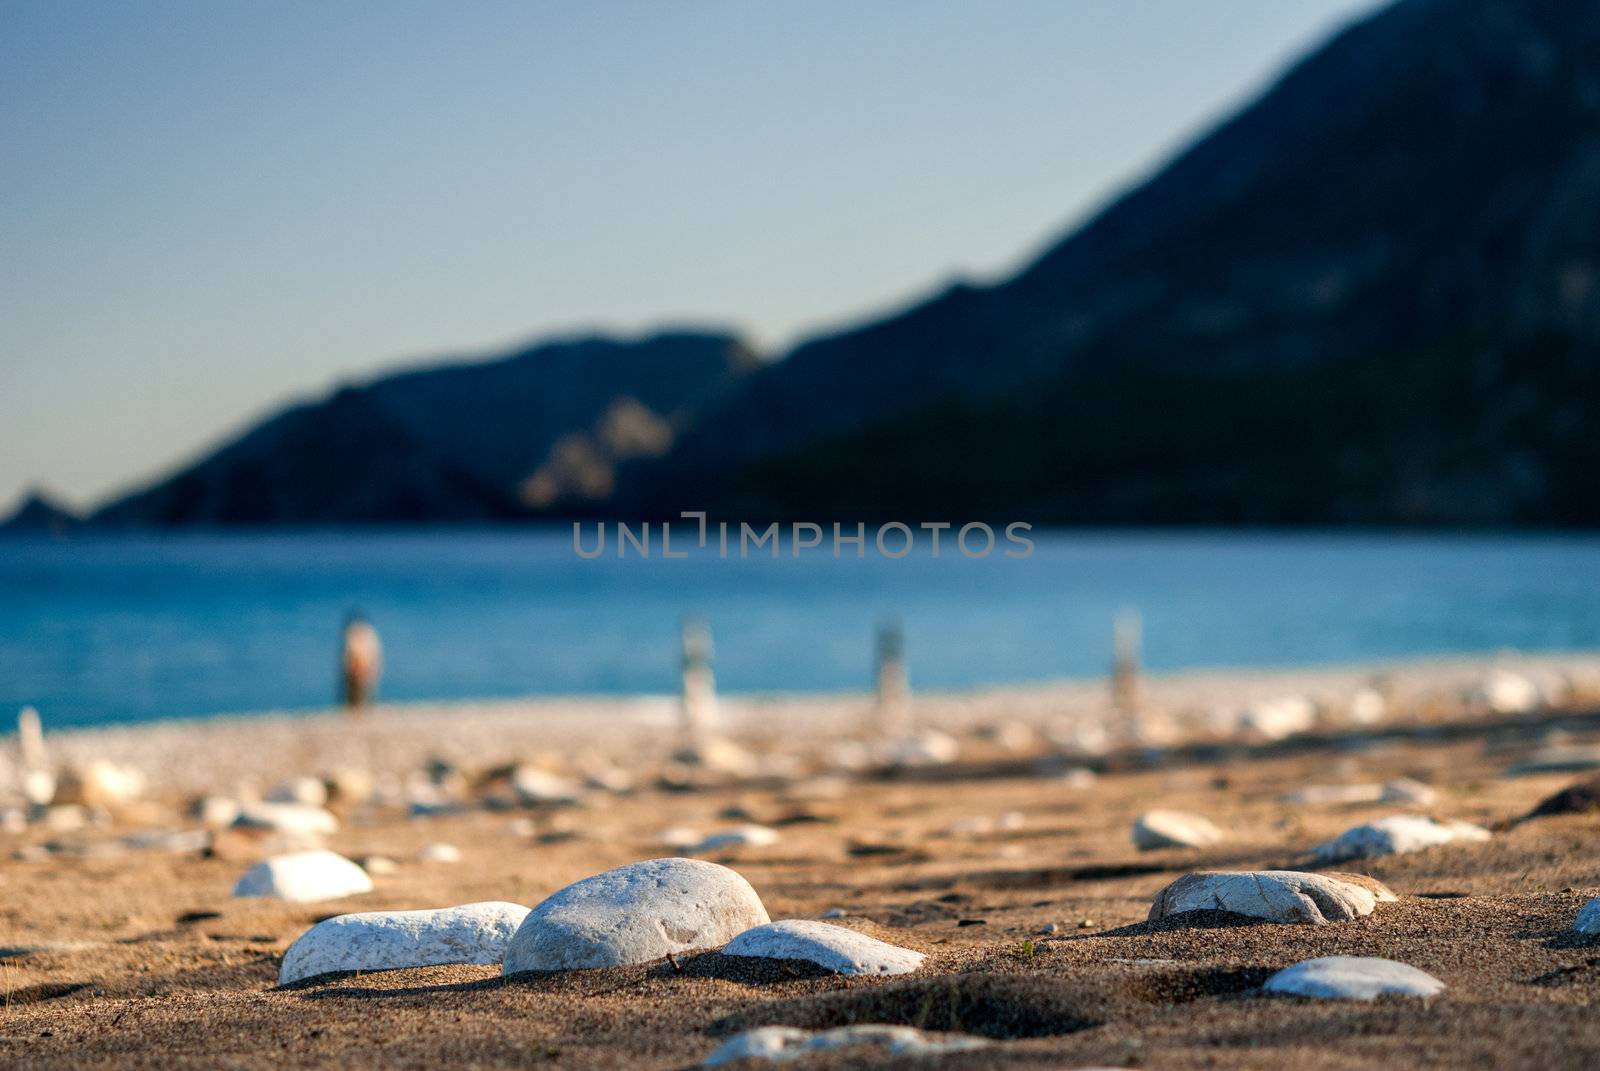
3, 529, 1599, 729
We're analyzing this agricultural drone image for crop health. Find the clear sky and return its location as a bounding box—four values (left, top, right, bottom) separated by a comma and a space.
1, 0, 1377, 511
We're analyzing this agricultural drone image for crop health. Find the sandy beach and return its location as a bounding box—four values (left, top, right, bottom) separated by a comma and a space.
6, 652, 1600, 1069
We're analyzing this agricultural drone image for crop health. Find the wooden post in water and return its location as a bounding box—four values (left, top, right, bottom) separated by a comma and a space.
679, 616, 718, 752
1110, 608, 1142, 717
874, 618, 911, 739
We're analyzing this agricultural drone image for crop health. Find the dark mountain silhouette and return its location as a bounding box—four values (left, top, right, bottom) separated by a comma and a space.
66, 0, 1600, 527
91, 332, 758, 526
0, 489, 80, 535
625, 0, 1600, 526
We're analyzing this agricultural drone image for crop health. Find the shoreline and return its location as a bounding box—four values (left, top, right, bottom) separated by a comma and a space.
25, 650, 1600, 796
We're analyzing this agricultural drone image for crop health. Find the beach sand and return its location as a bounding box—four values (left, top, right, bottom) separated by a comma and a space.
5, 654, 1600, 1068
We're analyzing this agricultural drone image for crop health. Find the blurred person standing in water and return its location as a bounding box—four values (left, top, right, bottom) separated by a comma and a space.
340, 613, 383, 711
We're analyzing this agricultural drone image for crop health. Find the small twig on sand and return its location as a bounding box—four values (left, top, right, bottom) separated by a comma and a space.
666, 952, 682, 973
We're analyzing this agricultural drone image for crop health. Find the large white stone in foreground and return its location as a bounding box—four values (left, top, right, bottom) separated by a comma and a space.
1264, 956, 1444, 999
232, 850, 374, 903
721, 920, 924, 976
503, 857, 769, 974
703, 1025, 987, 1067
1575, 897, 1600, 934
279, 901, 530, 984
1312, 814, 1489, 863
1132, 809, 1224, 850
1148, 870, 1396, 925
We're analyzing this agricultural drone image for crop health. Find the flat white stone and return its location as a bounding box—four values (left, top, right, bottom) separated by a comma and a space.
1241, 696, 1316, 740
1132, 809, 1224, 850
1312, 814, 1489, 863
721, 920, 924, 976
1148, 870, 1397, 925
279, 901, 530, 984
1264, 956, 1444, 999
693, 824, 779, 852
233, 802, 339, 837
417, 842, 461, 864
703, 1025, 987, 1066
1382, 778, 1438, 805
265, 776, 328, 807
232, 850, 375, 903
503, 857, 769, 973
1471, 669, 1540, 715
511, 766, 584, 804
657, 826, 703, 849
1575, 897, 1600, 934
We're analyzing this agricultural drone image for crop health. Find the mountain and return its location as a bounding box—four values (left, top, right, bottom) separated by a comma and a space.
624, 0, 1600, 526
0, 489, 80, 535
92, 332, 759, 526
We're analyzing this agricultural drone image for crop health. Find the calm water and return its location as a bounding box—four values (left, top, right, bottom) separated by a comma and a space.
2, 529, 1599, 728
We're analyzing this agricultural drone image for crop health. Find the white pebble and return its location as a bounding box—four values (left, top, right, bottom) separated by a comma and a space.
693, 824, 779, 853
265, 776, 328, 807
503, 857, 768, 973
417, 842, 462, 864
233, 802, 339, 838
279, 901, 530, 984
722, 920, 924, 976
232, 850, 375, 903
1264, 955, 1444, 999
1148, 870, 1396, 925
704, 1025, 987, 1066
1312, 814, 1489, 863
1132, 810, 1224, 850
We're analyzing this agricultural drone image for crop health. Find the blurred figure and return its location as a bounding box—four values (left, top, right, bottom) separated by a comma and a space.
874, 617, 911, 738
340, 613, 383, 711
679, 616, 717, 750
1111, 608, 1142, 716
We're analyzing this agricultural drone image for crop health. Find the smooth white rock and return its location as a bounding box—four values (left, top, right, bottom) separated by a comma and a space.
233, 802, 340, 837
1382, 778, 1439, 805
1575, 897, 1600, 934
232, 850, 375, 903
1242, 696, 1317, 740
279, 901, 530, 984
194, 795, 242, 828
418, 842, 461, 864
1132, 809, 1224, 850
1471, 669, 1540, 715
1059, 766, 1099, 788
693, 824, 779, 853
877, 729, 959, 767
265, 776, 328, 807
1148, 870, 1397, 925
1264, 956, 1444, 999
657, 825, 703, 850
1283, 783, 1385, 805
503, 857, 769, 973
721, 920, 924, 976
1312, 814, 1489, 863
511, 766, 584, 804
703, 1025, 988, 1066
1348, 687, 1387, 724
360, 855, 400, 876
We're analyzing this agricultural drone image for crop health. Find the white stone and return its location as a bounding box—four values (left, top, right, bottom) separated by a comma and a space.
418, 842, 461, 864
1264, 956, 1444, 999
1381, 778, 1438, 805
1132, 809, 1224, 850
195, 795, 242, 828
511, 766, 584, 804
1471, 669, 1540, 715
877, 728, 959, 767
360, 855, 400, 875
693, 824, 779, 852
657, 825, 703, 850
1059, 766, 1098, 788
1241, 696, 1317, 740
232, 850, 375, 903
1312, 814, 1489, 863
1574, 897, 1600, 934
502, 857, 769, 973
53, 759, 144, 810
1283, 783, 1385, 806
722, 920, 924, 976
233, 802, 340, 837
703, 1025, 987, 1066
1348, 688, 1387, 724
279, 901, 530, 985
1148, 870, 1397, 925
265, 776, 328, 807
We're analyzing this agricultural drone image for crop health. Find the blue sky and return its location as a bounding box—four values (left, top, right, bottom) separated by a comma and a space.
1, 0, 1377, 509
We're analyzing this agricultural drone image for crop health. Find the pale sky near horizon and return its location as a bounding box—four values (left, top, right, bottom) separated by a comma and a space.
1, 0, 1378, 511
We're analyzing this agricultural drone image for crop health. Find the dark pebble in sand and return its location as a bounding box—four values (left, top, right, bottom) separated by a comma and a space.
1520, 776, 1600, 822
957, 919, 987, 927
